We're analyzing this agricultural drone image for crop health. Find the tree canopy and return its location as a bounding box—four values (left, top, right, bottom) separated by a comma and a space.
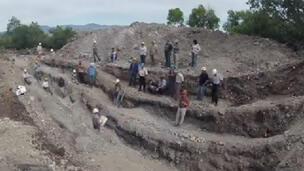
224, 0, 304, 49
0, 17, 76, 50
188, 5, 220, 30
167, 8, 184, 26
7, 16, 21, 33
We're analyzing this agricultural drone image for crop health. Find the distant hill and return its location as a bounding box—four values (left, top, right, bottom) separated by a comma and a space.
40, 23, 118, 32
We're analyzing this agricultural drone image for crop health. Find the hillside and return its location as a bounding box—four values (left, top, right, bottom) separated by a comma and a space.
40, 23, 119, 32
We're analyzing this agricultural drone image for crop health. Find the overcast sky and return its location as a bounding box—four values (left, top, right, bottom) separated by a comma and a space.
0, 0, 249, 31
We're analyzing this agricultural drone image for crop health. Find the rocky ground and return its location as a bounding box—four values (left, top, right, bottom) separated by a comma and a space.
0, 23, 304, 171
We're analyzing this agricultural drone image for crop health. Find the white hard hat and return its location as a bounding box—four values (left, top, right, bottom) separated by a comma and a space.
39, 42, 42, 46
50, 49, 54, 52
93, 40, 97, 43
201, 67, 206, 71
213, 69, 217, 75
93, 108, 99, 113
115, 79, 120, 83
73, 69, 76, 73
90, 63, 95, 66
141, 42, 145, 45
24, 69, 27, 72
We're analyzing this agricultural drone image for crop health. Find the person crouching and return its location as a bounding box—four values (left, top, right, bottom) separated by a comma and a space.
42, 77, 53, 95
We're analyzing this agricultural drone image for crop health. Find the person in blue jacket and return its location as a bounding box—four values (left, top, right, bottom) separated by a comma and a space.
128, 57, 139, 87
88, 63, 96, 86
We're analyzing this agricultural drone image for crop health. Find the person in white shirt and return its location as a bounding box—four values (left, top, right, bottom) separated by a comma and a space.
191, 40, 201, 68
50, 49, 56, 57
42, 77, 53, 95
212, 69, 223, 106
139, 42, 147, 64
138, 63, 148, 91
37, 42, 43, 55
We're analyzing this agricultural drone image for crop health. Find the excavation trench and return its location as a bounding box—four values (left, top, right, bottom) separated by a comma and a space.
38, 59, 303, 170
41, 59, 304, 138
0, 85, 80, 170
104, 61, 304, 106
79, 87, 283, 171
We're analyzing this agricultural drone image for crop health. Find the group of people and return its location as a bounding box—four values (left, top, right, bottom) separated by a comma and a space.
134, 39, 201, 69
30, 39, 222, 130
126, 59, 223, 126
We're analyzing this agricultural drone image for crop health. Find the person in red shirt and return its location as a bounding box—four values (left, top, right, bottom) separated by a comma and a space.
175, 90, 190, 126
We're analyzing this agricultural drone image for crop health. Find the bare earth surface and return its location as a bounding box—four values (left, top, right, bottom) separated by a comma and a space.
0, 23, 304, 171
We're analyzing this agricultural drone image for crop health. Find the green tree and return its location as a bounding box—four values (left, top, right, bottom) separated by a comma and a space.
205, 9, 220, 30
167, 8, 184, 26
46, 26, 75, 50
188, 5, 220, 30
224, 0, 304, 48
7, 16, 21, 33
0, 19, 75, 50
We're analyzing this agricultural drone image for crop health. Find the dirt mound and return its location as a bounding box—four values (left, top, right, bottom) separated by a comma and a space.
225, 61, 304, 105
59, 22, 299, 76
0, 86, 34, 125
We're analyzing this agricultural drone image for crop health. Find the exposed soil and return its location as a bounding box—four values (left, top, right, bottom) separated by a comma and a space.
1, 23, 304, 171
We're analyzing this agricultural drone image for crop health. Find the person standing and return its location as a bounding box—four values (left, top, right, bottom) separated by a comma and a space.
37, 42, 43, 56
88, 63, 96, 86
50, 49, 56, 57
175, 71, 184, 100
212, 69, 222, 106
77, 61, 85, 83
175, 90, 190, 126
173, 40, 180, 69
197, 67, 209, 100
138, 63, 148, 91
93, 40, 101, 63
72, 69, 78, 84
113, 79, 123, 107
191, 40, 201, 68
110, 48, 117, 63
139, 42, 147, 64
129, 58, 139, 87
164, 41, 173, 67
33, 60, 40, 80
149, 41, 158, 66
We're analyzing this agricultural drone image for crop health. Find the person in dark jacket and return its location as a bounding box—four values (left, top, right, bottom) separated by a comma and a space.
175, 90, 190, 126
167, 66, 176, 97
173, 40, 180, 69
93, 40, 101, 63
164, 41, 173, 67
197, 67, 209, 100
129, 58, 139, 87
